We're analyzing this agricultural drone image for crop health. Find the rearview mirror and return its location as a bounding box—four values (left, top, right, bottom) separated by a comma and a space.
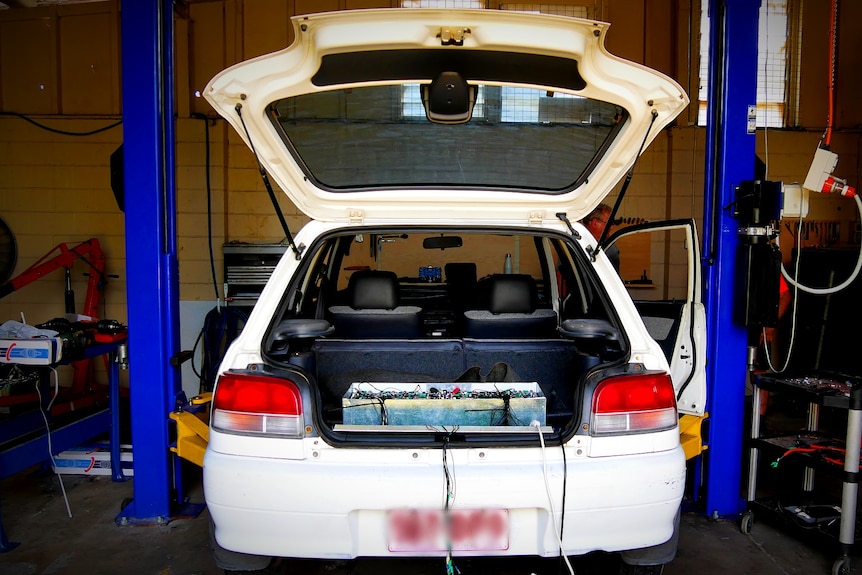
423, 236, 463, 250
421, 71, 477, 125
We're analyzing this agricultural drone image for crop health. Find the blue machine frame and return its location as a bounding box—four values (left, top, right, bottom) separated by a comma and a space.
701, 0, 762, 518
117, 0, 183, 524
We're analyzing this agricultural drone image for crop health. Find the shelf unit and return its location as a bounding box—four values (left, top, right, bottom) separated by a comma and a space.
746, 372, 862, 575
223, 243, 287, 309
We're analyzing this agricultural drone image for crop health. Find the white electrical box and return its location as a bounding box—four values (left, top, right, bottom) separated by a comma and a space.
803, 148, 839, 193
782, 183, 809, 218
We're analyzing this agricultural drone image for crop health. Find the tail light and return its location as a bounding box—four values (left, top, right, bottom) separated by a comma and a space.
212, 372, 304, 437
590, 372, 677, 435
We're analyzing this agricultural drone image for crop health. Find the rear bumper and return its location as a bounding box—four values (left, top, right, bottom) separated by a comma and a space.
205, 436, 685, 560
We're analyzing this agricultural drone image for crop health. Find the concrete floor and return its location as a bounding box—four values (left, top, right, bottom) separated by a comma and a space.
0, 466, 849, 575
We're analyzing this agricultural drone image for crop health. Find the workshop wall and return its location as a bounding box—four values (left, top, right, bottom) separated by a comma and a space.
0, 0, 860, 389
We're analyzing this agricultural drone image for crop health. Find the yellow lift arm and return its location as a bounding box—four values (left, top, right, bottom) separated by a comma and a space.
169, 392, 212, 468
680, 413, 708, 460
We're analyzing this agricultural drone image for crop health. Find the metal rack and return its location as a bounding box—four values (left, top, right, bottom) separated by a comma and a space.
746, 373, 861, 575
0, 338, 127, 551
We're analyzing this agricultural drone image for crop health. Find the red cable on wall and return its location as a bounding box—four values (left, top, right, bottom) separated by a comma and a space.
824, 0, 838, 147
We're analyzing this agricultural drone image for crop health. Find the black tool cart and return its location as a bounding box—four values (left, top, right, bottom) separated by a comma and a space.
745, 372, 861, 575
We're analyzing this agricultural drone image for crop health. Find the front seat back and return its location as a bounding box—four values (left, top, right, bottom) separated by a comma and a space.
328, 270, 422, 338
464, 274, 557, 338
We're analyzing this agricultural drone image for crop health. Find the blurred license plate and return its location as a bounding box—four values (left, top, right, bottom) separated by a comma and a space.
387, 508, 509, 552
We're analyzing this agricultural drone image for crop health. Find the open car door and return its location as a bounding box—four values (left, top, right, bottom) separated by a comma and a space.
607, 219, 707, 459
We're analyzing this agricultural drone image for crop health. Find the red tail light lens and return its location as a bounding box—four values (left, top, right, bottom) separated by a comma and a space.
590, 372, 677, 435
212, 372, 304, 437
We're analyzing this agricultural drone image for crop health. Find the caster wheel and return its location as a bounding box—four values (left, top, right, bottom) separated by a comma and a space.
740, 511, 753, 535
833, 556, 851, 575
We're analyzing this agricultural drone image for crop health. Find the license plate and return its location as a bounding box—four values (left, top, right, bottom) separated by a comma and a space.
387, 508, 509, 552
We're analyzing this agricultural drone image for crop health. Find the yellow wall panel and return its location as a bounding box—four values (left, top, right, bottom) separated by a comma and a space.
295, 0, 339, 16
604, 0, 645, 64
59, 11, 119, 114
243, 0, 291, 59
0, 15, 58, 113
189, 1, 227, 116
345, 0, 393, 8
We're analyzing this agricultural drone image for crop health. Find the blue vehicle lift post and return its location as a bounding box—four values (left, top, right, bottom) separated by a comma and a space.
117, 0, 183, 524
701, 0, 762, 518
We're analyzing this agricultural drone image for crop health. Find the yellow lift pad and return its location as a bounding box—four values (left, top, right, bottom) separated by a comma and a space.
679, 413, 708, 460
170, 392, 212, 468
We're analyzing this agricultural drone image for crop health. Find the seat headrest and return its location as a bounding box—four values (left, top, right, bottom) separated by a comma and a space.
488, 274, 537, 314
348, 270, 400, 310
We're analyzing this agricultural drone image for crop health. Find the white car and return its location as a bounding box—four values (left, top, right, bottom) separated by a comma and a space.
203, 8, 706, 575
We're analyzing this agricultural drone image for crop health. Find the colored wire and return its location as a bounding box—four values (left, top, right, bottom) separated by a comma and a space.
824, 0, 837, 146
441, 435, 460, 575
35, 368, 72, 518
533, 421, 574, 575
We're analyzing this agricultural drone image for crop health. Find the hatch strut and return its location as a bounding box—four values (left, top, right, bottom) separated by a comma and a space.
234, 103, 303, 260
555, 212, 581, 240
597, 109, 660, 250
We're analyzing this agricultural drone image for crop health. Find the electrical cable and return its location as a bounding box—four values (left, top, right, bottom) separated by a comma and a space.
778, 195, 862, 295
532, 420, 575, 575
441, 434, 460, 575
558, 440, 569, 575
35, 368, 72, 518
188, 113, 249, 393
763, 210, 802, 374
824, 0, 838, 147
193, 114, 220, 303
0, 111, 121, 137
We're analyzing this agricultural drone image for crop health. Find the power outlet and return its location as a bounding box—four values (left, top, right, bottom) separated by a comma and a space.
782, 183, 809, 218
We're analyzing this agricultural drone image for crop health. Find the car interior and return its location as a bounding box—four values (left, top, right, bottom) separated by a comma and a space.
260, 229, 632, 436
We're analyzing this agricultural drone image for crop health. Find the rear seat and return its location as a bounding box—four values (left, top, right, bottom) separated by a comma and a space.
327, 270, 422, 338
464, 274, 557, 338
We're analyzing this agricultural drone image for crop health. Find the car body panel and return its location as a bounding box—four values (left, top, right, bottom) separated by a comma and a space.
206, 436, 684, 559
204, 8, 689, 224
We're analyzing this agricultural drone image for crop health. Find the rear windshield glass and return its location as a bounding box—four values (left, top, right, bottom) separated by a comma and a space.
268, 84, 625, 193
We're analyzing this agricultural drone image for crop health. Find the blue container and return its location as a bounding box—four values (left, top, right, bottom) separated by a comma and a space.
419, 266, 442, 282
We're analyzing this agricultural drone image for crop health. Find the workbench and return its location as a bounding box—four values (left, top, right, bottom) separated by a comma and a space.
0, 338, 127, 551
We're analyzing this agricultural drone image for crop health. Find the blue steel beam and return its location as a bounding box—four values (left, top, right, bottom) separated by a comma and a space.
701, 0, 761, 518
118, 0, 182, 523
